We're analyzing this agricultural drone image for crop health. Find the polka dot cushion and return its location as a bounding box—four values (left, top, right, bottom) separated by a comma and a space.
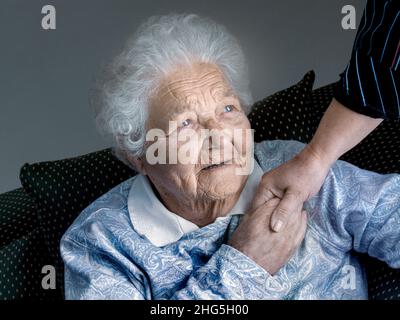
248, 70, 316, 143
19, 149, 136, 298
364, 257, 400, 300
249, 72, 400, 300
341, 120, 400, 174
0, 188, 38, 249
0, 227, 60, 300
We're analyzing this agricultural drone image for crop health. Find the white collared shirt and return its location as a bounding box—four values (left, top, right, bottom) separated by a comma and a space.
127, 161, 264, 247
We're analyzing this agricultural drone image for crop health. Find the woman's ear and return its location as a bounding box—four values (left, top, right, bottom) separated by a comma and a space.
126, 152, 147, 175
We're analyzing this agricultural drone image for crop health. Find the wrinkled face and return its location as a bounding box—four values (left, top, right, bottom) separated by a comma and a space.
137, 62, 252, 204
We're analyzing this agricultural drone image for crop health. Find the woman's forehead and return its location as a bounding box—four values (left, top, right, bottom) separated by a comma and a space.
155, 63, 233, 104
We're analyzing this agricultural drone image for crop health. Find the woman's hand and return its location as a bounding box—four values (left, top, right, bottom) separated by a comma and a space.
228, 198, 307, 275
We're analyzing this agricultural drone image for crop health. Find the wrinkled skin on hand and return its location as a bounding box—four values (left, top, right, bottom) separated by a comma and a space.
228, 197, 307, 275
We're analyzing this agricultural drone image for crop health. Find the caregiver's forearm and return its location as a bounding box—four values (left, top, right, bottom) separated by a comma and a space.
304, 98, 383, 167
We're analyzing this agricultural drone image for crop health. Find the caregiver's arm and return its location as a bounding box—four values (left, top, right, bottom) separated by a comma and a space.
264, 98, 382, 232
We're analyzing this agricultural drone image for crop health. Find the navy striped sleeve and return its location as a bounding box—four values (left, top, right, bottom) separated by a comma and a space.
334, 0, 400, 119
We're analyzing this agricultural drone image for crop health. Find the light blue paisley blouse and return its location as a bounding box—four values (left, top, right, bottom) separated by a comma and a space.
60, 140, 400, 300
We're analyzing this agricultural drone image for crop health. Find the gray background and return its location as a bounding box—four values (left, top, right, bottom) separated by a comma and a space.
0, 0, 366, 193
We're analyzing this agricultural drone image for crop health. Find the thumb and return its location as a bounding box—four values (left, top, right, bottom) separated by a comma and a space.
270, 190, 303, 232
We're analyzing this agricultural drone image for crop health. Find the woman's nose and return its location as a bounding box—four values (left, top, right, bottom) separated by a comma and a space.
203, 117, 223, 130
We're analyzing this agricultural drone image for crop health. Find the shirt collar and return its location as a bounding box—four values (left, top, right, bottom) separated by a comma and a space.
127, 161, 263, 247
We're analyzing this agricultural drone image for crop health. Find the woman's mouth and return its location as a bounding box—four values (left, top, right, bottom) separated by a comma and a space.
202, 162, 226, 170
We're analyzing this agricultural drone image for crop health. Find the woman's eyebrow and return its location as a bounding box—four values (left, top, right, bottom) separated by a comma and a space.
165, 104, 192, 120
223, 88, 236, 98
217, 88, 237, 101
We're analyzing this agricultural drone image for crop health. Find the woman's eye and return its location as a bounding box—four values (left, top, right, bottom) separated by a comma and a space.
181, 119, 191, 127
224, 105, 234, 113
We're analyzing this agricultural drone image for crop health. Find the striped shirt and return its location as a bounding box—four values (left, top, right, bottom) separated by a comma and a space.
335, 0, 400, 119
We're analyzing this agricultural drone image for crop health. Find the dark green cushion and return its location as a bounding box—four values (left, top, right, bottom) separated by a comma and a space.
0, 188, 38, 249
248, 70, 316, 143
19, 149, 136, 296
0, 227, 60, 300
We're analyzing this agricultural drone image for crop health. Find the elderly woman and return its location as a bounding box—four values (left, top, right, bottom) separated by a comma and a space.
61, 13, 400, 300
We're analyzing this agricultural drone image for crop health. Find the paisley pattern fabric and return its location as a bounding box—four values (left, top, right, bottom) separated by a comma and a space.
60, 140, 400, 300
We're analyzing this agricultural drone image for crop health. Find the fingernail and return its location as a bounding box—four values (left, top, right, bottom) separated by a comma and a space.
272, 219, 283, 232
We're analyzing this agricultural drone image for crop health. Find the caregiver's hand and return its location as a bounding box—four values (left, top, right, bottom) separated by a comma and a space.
257, 145, 330, 233
228, 198, 307, 275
